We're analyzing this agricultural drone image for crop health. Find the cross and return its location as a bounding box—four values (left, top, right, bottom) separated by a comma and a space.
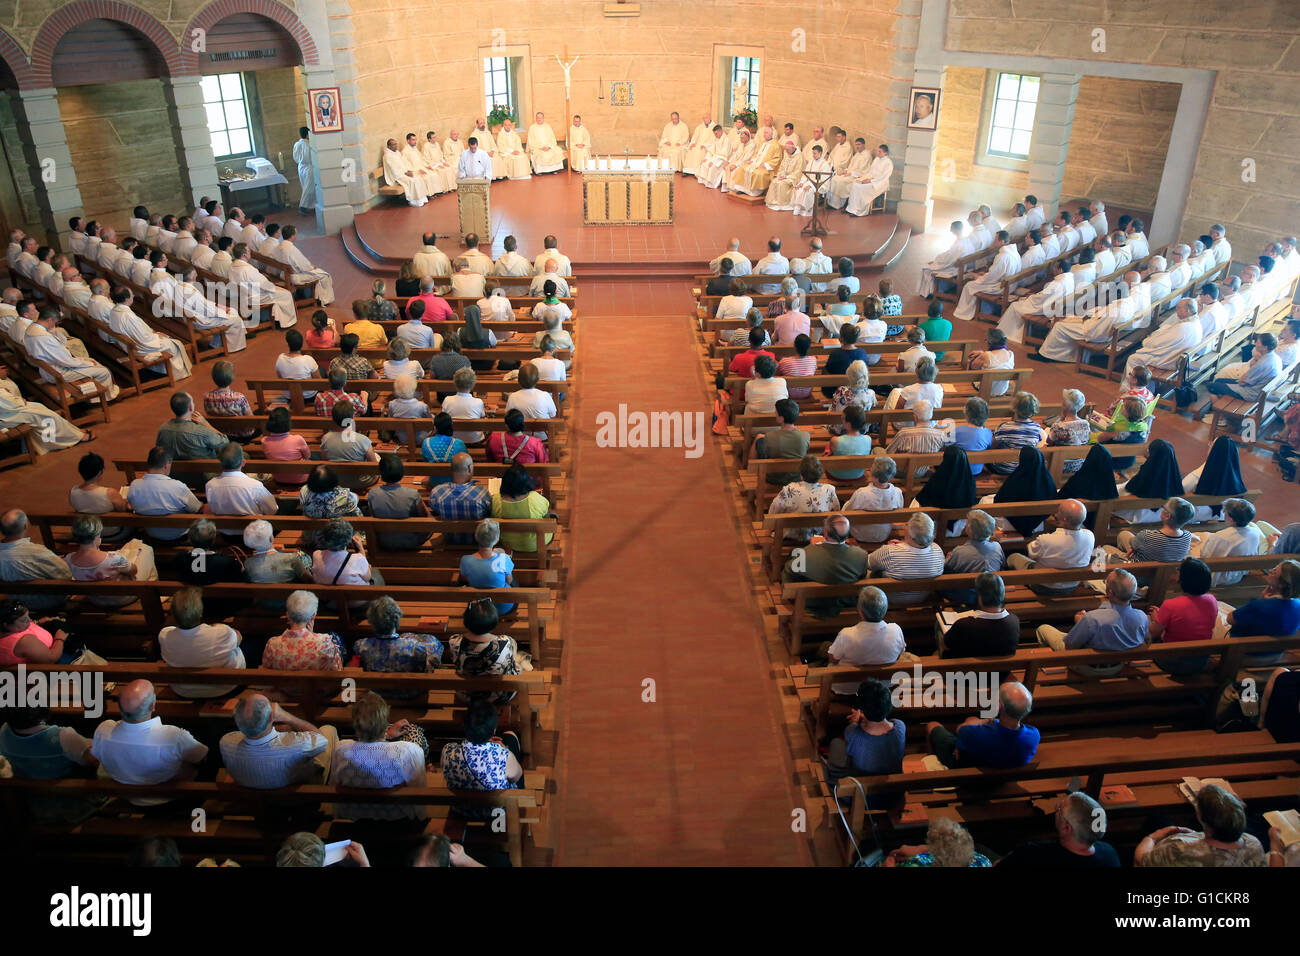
554, 47, 580, 99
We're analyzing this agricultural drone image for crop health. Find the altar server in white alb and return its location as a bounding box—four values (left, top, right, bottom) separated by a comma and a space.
403, 133, 446, 197
826, 138, 872, 210
105, 288, 193, 380
527, 112, 565, 174
457, 137, 494, 180
294, 127, 315, 212
681, 113, 714, 176
496, 120, 531, 180
658, 112, 690, 171
845, 144, 893, 216
383, 138, 431, 206
274, 226, 335, 306
230, 242, 296, 329
954, 231, 1021, 321
697, 126, 734, 189
791, 145, 831, 218
469, 120, 507, 180
824, 128, 851, 176
568, 115, 593, 171
419, 131, 457, 192
765, 142, 805, 211
917, 221, 972, 298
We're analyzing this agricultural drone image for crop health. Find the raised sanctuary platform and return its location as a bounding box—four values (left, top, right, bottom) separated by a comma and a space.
342, 171, 909, 280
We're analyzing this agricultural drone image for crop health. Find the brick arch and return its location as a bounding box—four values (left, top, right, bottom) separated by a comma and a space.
180, 0, 320, 72
0, 27, 36, 90
30, 1, 187, 87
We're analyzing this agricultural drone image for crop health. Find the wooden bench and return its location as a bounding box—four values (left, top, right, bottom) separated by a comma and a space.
240, 378, 568, 416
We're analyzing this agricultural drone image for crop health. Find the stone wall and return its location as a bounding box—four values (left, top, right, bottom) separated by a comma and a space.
934, 68, 1177, 216
345, 0, 916, 181
946, 0, 1300, 258
253, 65, 306, 204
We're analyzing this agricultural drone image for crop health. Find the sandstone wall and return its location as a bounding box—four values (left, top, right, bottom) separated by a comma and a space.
946, 0, 1300, 259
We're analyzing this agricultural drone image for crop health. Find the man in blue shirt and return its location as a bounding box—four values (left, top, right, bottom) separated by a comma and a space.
926, 680, 1040, 769
1036, 569, 1147, 676
1228, 559, 1300, 665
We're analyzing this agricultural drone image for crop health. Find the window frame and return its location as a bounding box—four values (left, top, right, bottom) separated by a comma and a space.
731, 55, 761, 110
483, 55, 515, 120
974, 70, 1040, 172
201, 72, 257, 162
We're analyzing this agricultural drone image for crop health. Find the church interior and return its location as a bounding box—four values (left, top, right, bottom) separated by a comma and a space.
0, 0, 1297, 879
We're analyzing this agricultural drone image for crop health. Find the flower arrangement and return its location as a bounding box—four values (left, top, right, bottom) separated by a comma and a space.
487, 104, 517, 129
733, 106, 758, 130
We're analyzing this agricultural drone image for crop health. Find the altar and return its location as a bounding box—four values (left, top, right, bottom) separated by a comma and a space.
581, 157, 674, 225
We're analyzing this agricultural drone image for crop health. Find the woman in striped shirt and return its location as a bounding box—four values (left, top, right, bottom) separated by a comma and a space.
777, 334, 817, 399
988, 391, 1045, 475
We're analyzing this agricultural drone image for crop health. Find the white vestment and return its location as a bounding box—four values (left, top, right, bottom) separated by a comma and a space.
1124, 319, 1203, 378
842, 156, 894, 215
658, 121, 689, 171
682, 122, 714, 175
23, 324, 119, 401
792, 158, 832, 217
229, 259, 295, 328
293, 138, 315, 210
697, 136, 734, 189
526, 123, 564, 173
765, 151, 805, 211
106, 303, 193, 379
420, 140, 458, 192
383, 148, 428, 205
997, 272, 1075, 343
827, 150, 872, 209
275, 240, 335, 305
1039, 296, 1138, 363
492, 252, 533, 295
824, 142, 852, 174
152, 276, 247, 353
917, 236, 974, 297
402, 144, 445, 196
0, 377, 82, 453
955, 245, 1023, 320
496, 130, 531, 179
803, 139, 830, 165
721, 140, 757, 192
568, 124, 593, 171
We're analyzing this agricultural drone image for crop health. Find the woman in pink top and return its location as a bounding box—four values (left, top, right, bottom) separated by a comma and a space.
260, 407, 312, 487
777, 334, 818, 400
772, 287, 811, 346
304, 309, 338, 348
486, 409, 549, 464
0, 600, 70, 665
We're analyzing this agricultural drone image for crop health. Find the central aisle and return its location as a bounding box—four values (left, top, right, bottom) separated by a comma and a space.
554, 304, 811, 866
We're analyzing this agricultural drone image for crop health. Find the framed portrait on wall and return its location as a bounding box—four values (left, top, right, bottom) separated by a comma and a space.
908, 87, 940, 130
308, 88, 343, 133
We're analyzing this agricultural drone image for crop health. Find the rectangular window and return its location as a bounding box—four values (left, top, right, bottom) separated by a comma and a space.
983, 72, 1039, 160
201, 73, 253, 160
484, 56, 514, 119
731, 56, 761, 111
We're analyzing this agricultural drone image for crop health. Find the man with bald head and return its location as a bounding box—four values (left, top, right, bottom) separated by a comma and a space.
1007, 499, 1095, 593
220, 692, 336, 788
426, 451, 491, 544
999, 791, 1120, 867
781, 514, 870, 616
0, 508, 73, 610
93, 679, 208, 801
709, 237, 752, 277
24, 307, 120, 400
222, 208, 246, 242
926, 680, 1039, 769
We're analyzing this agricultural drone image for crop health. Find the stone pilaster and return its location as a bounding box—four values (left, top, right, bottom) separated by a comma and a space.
163, 76, 223, 211
10, 88, 83, 250
896, 64, 944, 233
1025, 73, 1080, 223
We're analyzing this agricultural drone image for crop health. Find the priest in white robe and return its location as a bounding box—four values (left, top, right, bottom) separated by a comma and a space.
803, 126, 830, 166
105, 290, 193, 380
765, 143, 805, 211
1037, 272, 1142, 363
658, 112, 689, 171
457, 139, 494, 180
917, 221, 972, 298
443, 130, 466, 163
954, 233, 1021, 320
294, 127, 315, 212
383, 138, 430, 206
681, 114, 714, 176
1013, 232, 1047, 290
402, 133, 446, 196
826, 139, 871, 210
778, 123, 801, 153
727, 118, 748, 150
697, 127, 734, 190
152, 271, 247, 353
469, 121, 507, 180
526, 113, 564, 174
23, 311, 120, 401
1024, 196, 1046, 231
569, 115, 593, 171
1005, 203, 1031, 240
732, 127, 782, 195
0, 368, 88, 452
721, 130, 757, 194
1209, 225, 1232, 269
274, 227, 335, 306
420, 130, 457, 192
845, 146, 893, 216
1123, 299, 1204, 379
496, 120, 531, 179
824, 129, 851, 175
229, 245, 295, 329
791, 147, 831, 218
997, 262, 1075, 344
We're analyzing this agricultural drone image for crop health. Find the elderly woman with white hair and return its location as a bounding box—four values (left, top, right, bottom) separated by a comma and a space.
382, 338, 424, 380
64, 515, 157, 609
826, 360, 876, 435
882, 817, 992, 867
866, 512, 946, 605
383, 373, 430, 444
1046, 387, 1091, 473
261, 589, 344, 670
533, 307, 573, 369
157, 585, 244, 697
459, 518, 517, 615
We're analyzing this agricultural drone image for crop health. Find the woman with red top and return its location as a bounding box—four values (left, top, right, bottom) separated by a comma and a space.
1150, 557, 1219, 675
486, 408, 549, 464
304, 309, 338, 349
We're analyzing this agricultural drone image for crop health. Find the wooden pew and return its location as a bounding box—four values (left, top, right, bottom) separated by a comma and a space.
240, 378, 568, 416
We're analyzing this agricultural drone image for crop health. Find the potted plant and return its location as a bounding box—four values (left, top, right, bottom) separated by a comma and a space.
487, 104, 516, 132
734, 105, 758, 131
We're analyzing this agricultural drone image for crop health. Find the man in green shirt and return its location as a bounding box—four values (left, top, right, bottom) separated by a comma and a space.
155, 391, 228, 462
918, 301, 953, 362
752, 399, 811, 485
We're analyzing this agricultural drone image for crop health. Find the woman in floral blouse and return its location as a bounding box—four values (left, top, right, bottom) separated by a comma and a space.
1045, 387, 1091, 474
446, 599, 521, 704
767, 455, 841, 543
826, 360, 876, 436
439, 698, 524, 819
299, 465, 362, 519
354, 596, 443, 701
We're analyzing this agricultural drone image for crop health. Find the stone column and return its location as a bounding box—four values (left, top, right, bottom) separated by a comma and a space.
163, 75, 223, 212
896, 64, 944, 233
305, 0, 371, 234
10, 88, 83, 249
1025, 73, 1080, 224
882, 0, 923, 207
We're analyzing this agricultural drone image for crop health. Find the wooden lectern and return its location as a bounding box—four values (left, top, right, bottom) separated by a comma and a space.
457, 178, 490, 240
